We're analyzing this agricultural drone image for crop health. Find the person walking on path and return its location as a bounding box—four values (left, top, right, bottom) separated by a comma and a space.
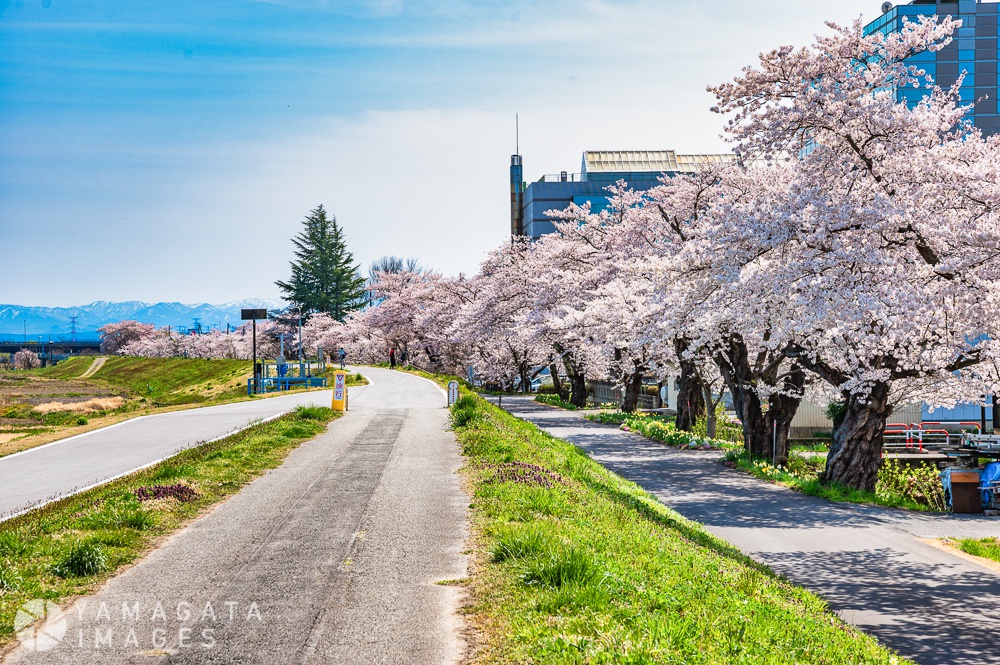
338, 347, 347, 370
400, 349, 409, 367
389, 348, 397, 369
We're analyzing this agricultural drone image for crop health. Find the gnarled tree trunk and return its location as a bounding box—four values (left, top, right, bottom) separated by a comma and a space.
621, 361, 645, 413
713, 335, 803, 465
824, 382, 892, 491
549, 360, 568, 401
554, 342, 587, 408
674, 338, 706, 432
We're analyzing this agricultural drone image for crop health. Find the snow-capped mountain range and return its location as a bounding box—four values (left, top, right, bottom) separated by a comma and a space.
0, 299, 286, 337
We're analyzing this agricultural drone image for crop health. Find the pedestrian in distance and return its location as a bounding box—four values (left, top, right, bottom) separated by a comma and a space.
400, 349, 408, 367
337, 347, 346, 370
389, 348, 396, 369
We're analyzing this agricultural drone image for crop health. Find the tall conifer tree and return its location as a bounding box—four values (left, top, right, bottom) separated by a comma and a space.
276, 205, 367, 320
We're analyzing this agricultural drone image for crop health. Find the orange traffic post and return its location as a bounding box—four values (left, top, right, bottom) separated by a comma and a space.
331, 370, 348, 411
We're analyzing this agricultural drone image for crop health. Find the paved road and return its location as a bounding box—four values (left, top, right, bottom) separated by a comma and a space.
499, 397, 1000, 665
5, 367, 468, 664
0, 388, 340, 520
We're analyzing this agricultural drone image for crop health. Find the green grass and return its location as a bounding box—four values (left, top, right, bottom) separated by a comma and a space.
534, 394, 581, 410
32, 356, 94, 379
453, 392, 909, 664
955, 537, 1000, 563
587, 410, 741, 451
78, 357, 252, 405
0, 405, 337, 647
723, 452, 945, 512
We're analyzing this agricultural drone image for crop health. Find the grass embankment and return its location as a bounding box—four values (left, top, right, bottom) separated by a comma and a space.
452, 393, 908, 664
0, 405, 337, 649
723, 452, 945, 512
37, 356, 253, 405
2, 357, 340, 457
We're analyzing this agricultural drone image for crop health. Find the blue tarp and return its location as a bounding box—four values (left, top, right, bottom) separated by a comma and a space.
981, 462, 1000, 509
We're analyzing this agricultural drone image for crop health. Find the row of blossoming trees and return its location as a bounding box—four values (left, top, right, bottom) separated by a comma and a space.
353, 17, 1000, 491
100, 18, 1000, 492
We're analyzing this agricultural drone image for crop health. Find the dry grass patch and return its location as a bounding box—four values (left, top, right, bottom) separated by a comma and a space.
33, 397, 125, 414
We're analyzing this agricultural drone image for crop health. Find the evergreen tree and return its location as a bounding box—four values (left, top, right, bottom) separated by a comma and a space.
276, 205, 368, 320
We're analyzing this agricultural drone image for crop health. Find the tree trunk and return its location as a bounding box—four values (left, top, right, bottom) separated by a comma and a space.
674, 338, 706, 432
767, 365, 804, 466
554, 342, 587, 408
549, 361, 568, 402
518, 361, 531, 394
702, 384, 717, 439
713, 335, 802, 464
824, 382, 892, 491
621, 362, 645, 413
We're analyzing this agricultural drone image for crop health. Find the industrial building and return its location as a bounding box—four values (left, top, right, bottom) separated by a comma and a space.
509, 150, 735, 240
867, 0, 1000, 135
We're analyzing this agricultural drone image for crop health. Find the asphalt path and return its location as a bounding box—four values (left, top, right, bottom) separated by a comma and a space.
5, 367, 468, 664
498, 397, 1000, 665
0, 388, 338, 520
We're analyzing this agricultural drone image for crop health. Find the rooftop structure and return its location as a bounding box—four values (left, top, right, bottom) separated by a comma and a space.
510, 150, 735, 239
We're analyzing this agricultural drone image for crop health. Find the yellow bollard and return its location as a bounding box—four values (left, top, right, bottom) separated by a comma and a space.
331, 370, 348, 412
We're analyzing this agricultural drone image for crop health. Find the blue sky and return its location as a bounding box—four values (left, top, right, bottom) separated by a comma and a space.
1, 0, 876, 306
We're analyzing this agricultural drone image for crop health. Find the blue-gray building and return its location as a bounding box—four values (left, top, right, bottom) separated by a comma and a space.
866, 0, 1000, 135
510, 150, 734, 239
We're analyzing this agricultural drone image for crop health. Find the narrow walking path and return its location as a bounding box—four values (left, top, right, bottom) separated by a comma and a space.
4, 368, 468, 664
500, 397, 1000, 665
77, 356, 107, 378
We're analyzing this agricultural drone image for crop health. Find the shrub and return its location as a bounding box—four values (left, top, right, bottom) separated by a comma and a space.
877, 459, 946, 511
451, 396, 481, 428
295, 405, 333, 421
454, 395, 478, 410
452, 406, 479, 428
76, 416, 89, 425
522, 547, 600, 588
492, 524, 554, 563
81, 504, 156, 531
54, 541, 108, 577
0, 531, 31, 558
0, 563, 22, 593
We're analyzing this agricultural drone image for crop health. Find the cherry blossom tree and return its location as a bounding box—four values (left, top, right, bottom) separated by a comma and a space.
12, 349, 40, 370
453, 241, 548, 392
98, 320, 156, 354
708, 16, 1000, 489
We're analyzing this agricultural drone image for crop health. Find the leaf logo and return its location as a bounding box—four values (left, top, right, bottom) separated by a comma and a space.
14, 599, 66, 652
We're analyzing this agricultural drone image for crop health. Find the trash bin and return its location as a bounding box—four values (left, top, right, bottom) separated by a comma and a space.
941, 468, 983, 514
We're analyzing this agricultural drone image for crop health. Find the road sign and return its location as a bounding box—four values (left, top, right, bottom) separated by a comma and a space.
332, 370, 348, 411
447, 380, 459, 406
241, 309, 267, 320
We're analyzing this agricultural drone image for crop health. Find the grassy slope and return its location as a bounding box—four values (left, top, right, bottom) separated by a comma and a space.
453, 393, 908, 664
82, 357, 252, 405
0, 406, 337, 649
33, 356, 94, 379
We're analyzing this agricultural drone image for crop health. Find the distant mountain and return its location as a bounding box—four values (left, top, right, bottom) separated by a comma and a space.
0, 299, 286, 338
